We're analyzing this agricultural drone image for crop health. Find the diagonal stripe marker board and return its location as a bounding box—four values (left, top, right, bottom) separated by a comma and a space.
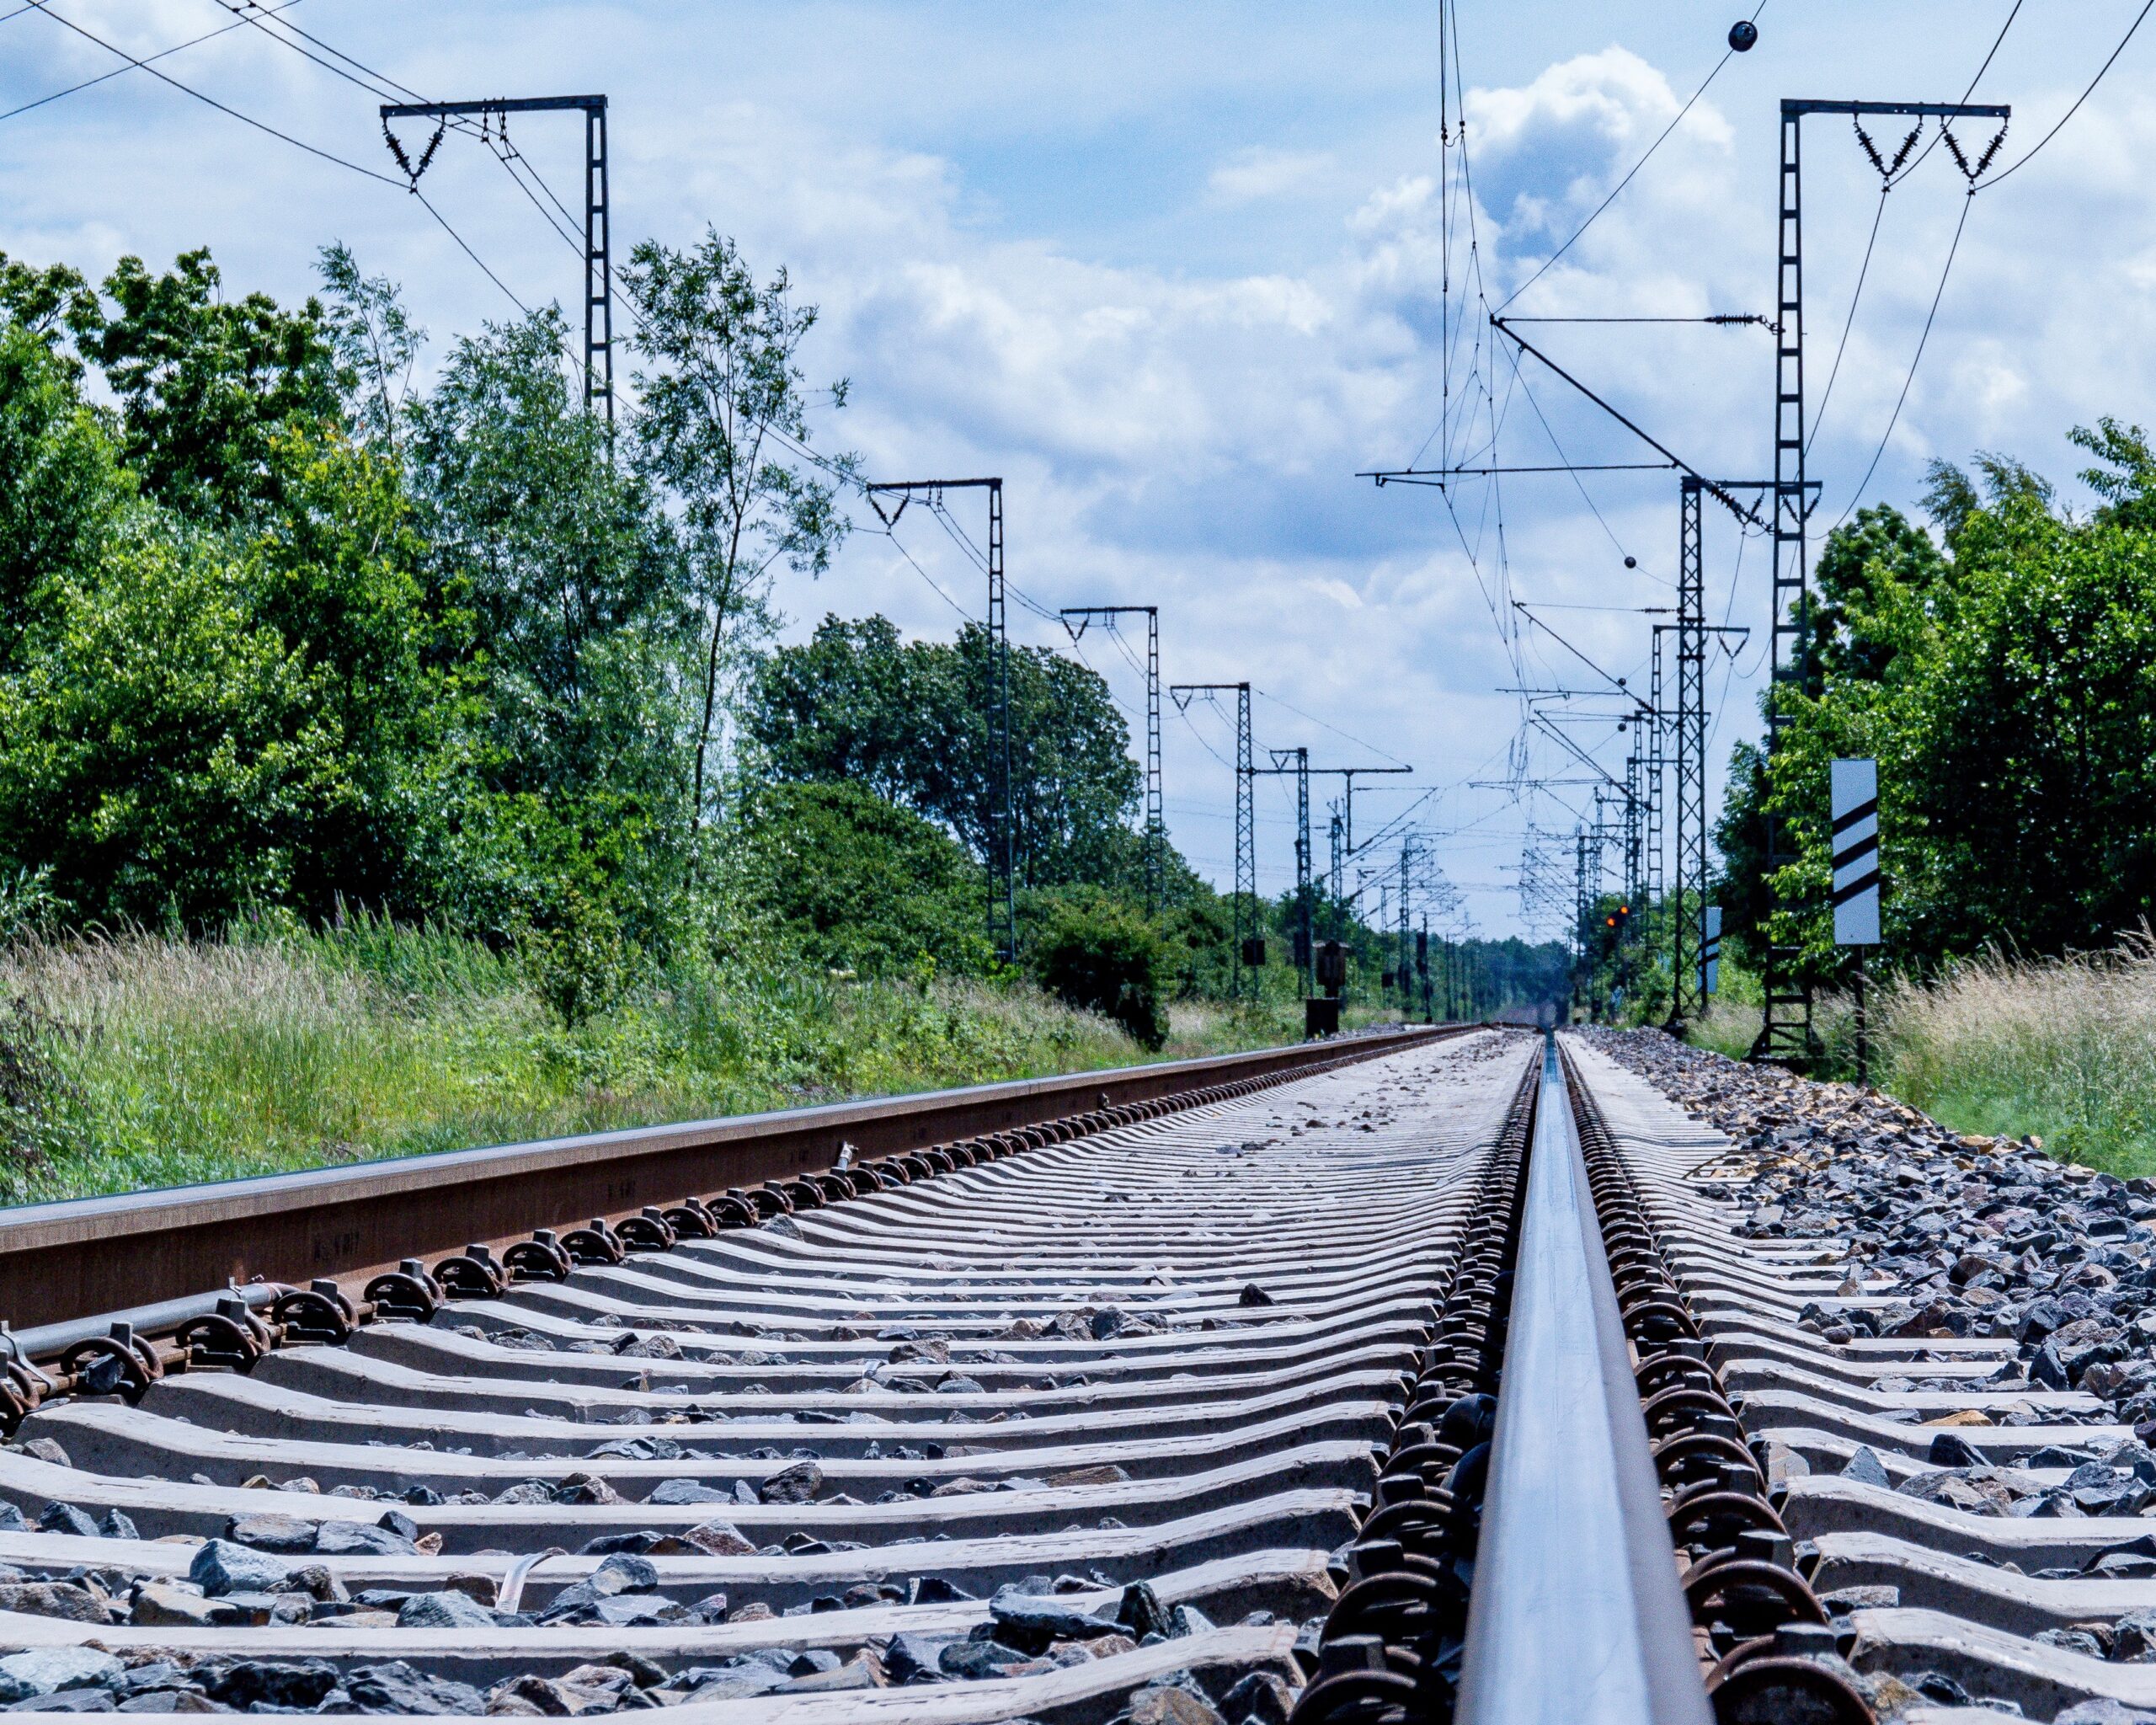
1831, 757, 1881, 948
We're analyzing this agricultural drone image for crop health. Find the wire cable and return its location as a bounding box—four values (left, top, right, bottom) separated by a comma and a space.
1495, 2, 1768, 314
868, 524, 972, 622
2, 0, 307, 123
1251, 686, 1410, 767
1886, 0, 2024, 186
1830, 194, 1973, 530
1981, 0, 2156, 189
1804, 185, 1886, 456
17, 0, 399, 183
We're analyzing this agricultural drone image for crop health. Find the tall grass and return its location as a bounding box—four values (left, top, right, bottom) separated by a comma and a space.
0, 924, 1345, 1207
1878, 932, 2156, 1174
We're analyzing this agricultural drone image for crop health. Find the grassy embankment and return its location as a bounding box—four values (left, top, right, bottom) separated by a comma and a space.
1684, 934, 2156, 1176
0, 924, 1392, 1207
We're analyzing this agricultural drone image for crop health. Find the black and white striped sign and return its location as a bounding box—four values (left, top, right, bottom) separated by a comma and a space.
1700, 905, 1722, 995
1831, 757, 1881, 948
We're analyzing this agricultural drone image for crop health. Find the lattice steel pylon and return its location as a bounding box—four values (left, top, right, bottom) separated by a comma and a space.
1170, 681, 1252, 996
1063, 606, 1163, 914
1256, 748, 1315, 996
1329, 808, 1345, 936
867, 479, 1012, 959
1754, 98, 2009, 1063
1397, 840, 1414, 1006
379, 95, 613, 424
1647, 628, 1666, 914
1671, 479, 1709, 1025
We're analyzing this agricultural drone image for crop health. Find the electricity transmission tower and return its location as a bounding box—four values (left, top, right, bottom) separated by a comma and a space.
1753, 98, 2009, 1062
866, 478, 1013, 961
1169, 683, 1253, 996
1328, 808, 1346, 935
1254, 748, 1315, 996
1062, 606, 1162, 915
379, 95, 613, 424
1658, 483, 1750, 1028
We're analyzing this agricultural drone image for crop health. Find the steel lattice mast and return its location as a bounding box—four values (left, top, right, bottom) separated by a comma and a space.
1063, 606, 1163, 915
867, 479, 1013, 960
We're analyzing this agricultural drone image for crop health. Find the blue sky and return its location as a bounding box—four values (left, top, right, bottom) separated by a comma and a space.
5, 1, 2153, 937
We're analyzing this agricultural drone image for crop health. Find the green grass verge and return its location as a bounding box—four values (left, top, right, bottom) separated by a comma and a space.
0, 925, 1396, 1207
1662, 939, 2156, 1178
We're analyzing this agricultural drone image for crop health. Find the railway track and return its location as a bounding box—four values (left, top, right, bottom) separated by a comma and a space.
0, 1025, 2137, 1722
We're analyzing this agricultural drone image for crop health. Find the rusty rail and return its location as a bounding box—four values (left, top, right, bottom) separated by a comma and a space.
0, 1025, 1449, 1338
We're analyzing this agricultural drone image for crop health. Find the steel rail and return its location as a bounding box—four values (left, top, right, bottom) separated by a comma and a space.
0, 1026, 1446, 1335
1454, 1034, 1712, 1725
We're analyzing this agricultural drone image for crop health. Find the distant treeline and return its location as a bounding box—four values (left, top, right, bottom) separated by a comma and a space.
3, 238, 1559, 1042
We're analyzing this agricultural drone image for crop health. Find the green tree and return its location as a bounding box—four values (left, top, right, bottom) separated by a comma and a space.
405, 307, 695, 951
1028, 888, 1169, 1049
1721, 450, 2156, 978
0, 520, 350, 923
408, 311, 689, 785
317, 242, 423, 455
65, 250, 341, 522
624, 232, 857, 852
744, 614, 1148, 891
0, 318, 127, 669
721, 782, 990, 977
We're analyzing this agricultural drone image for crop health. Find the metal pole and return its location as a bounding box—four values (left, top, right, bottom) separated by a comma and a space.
869, 478, 1012, 960
1236, 686, 1253, 996
1145, 609, 1162, 915
584, 101, 613, 427
1673, 479, 1705, 1026
989, 483, 1013, 961
1755, 103, 1815, 1061
1170, 681, 1252, 994
1066, 606, 1163, 916
1398, 841, 1412, 1016
378, 95, 614, 424
1854, 951, 1870, 1088
1295, 751, 1313, 997
1328, 809, 1344, 937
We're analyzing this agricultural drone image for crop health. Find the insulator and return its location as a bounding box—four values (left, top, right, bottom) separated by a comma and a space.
1853, 118, 1886, 176
1886, 121, 1924, 177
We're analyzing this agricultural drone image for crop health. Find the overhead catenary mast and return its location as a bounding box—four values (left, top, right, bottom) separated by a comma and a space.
1062, 606, 1163, 916
1170, 682, 1254, 995
379, 95, 614, 424
867, 479, 1014, 961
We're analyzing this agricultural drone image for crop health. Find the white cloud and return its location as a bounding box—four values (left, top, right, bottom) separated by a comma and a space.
1208, 146, 1333, 205
12, 3, 2156, 936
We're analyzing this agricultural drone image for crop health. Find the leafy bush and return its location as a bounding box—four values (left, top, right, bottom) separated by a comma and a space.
1027, 889, 1168, 1050
718, 781, 990, 979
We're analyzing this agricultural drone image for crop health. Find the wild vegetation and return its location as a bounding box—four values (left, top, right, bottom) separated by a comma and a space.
1582, 428, 2156, 1169
0, 238, 1568, 1202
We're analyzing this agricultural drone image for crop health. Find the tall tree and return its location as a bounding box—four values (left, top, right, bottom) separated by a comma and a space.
407, 307, 688, 800
65, 250, 340, 522
623, 232, 858, 854
744, 614, 1152, 894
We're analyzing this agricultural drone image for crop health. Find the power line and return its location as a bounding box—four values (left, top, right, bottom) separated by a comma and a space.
1252, 686, 1408, 767
1804, 186, 1886, 456
1830, 194, 1974, 530
208, 0, 403, 101
1, 0, 307, 124
1982, 0, 2156, 188
1495, 3, 1769, 314
867, 523, 972, 622
17, 0, 401, 184
1886, 0, 2025, 186
410, 186, 533, 314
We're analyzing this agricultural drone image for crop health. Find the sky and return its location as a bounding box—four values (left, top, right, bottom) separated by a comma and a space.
4, 0, 2153, 942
